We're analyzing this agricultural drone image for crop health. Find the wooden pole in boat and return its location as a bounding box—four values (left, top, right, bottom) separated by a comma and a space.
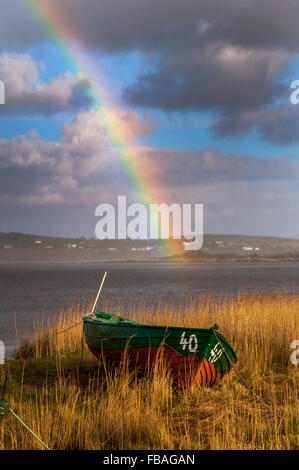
90, 271, 107, 315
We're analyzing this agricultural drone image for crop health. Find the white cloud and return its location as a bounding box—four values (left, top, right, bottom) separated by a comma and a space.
0, 109, 298, 236
0, 53, 88, 114
0, 108, 156, 204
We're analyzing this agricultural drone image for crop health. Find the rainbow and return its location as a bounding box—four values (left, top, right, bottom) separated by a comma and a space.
24, 0, 182, 257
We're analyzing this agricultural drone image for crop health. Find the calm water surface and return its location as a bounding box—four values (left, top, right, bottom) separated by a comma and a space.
1, 261, 298, 355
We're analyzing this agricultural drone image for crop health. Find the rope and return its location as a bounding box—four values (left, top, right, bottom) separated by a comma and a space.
1, 273, 108, 450
1, 320, 82, 450
16, 321, 82, 357
2, 315, 83, 451
8, 408, 51, 450
212, 329, 284, 420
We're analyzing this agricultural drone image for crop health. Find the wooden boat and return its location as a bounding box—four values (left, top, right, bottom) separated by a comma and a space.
83, 311, 237, 387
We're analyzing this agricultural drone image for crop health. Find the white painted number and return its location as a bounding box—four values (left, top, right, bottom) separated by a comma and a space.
180, 332, 189, 350
180, 332, 198, 353
209, 343, 223, 363
188, 334, 198, 353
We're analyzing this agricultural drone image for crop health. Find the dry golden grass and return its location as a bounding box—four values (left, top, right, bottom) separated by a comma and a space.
0, 290, 298, 450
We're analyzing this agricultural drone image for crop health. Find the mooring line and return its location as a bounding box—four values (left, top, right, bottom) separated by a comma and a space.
16, 321, 82, 357
8, 408, 51, 450
0, 272, 109, 451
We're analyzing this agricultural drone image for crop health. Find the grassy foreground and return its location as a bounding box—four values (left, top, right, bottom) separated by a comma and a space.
1, 291, 298, 450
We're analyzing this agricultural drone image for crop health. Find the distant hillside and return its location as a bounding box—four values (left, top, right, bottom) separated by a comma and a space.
0, 232, 162, 262
202, 234, 299, 256
0, 232, 299, 262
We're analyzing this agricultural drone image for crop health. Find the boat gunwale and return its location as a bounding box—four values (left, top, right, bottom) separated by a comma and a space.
83, 317, 215, 334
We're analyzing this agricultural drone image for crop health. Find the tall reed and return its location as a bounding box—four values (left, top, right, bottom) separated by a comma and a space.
1, 290, 298, 450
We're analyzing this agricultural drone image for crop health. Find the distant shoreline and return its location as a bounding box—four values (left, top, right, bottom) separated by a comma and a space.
1, 257, 299, 264
1, 232, 299, 263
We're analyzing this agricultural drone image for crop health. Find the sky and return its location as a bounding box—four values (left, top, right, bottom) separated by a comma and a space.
0, 0, 299, 238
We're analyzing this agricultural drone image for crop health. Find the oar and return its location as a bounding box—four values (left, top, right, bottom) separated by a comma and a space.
90, 271, 107, 316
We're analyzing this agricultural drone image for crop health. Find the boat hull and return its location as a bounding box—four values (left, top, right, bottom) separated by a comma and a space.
83, 313, 237, 387
88, 344, 221, 386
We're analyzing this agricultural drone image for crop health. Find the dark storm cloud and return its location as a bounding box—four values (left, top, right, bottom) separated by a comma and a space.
0, 0, 225, 51
124, 47, 288, 112
0, 0, 46, 50
217, 0, 299, 52
1, 1, 299, 136
3, 1, 299, 53
214, 105, 299, 144
138, 147, 299, 186
0, 165, 52, 198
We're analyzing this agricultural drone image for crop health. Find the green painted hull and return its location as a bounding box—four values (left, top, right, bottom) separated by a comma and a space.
83, 312, 237, 386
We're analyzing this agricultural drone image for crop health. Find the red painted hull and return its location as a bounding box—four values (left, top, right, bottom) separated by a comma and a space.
88, 345, 221, 387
